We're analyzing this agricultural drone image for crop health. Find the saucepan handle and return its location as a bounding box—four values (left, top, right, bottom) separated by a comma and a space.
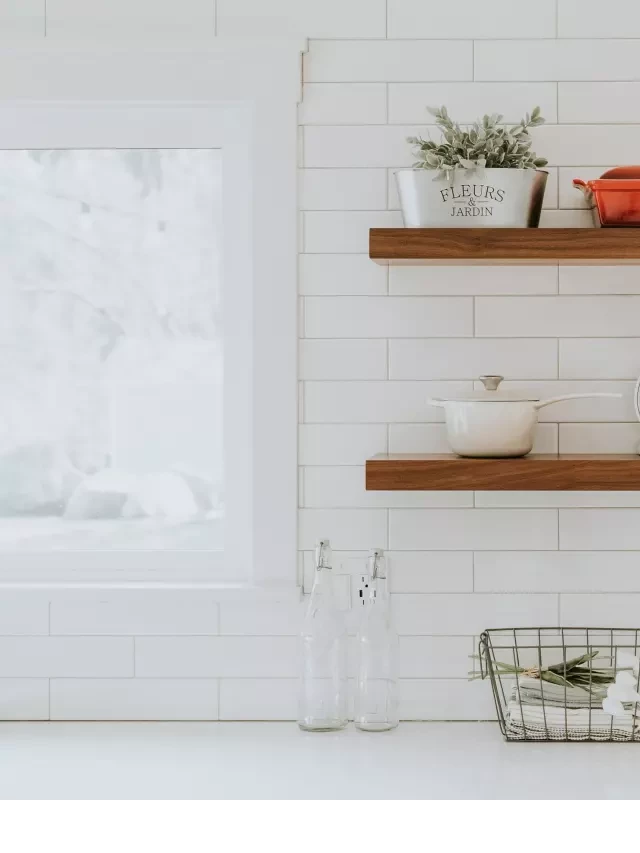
533, 392, 622, 411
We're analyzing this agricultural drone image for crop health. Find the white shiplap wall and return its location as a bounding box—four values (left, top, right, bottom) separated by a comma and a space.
2, 0, 640, 721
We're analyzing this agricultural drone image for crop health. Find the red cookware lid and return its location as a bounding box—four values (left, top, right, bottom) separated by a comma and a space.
600, 166, 640, 179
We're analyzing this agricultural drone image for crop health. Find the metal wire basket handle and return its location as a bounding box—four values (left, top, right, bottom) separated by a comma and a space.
478, 632, 489, 680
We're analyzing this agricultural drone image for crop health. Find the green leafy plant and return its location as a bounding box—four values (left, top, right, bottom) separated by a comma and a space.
469, 650, 616, 692
408, 105, 548, 177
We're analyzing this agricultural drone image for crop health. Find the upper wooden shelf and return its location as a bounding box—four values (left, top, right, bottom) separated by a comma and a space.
369, 228, 640, 265
366, 454, 640, 491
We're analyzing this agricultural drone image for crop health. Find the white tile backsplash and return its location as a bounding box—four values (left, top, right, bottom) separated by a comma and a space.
219, 679, 298, 721
559, 267, 640, 295
303, 210, 401, 252
389, 338, 558, 380
46, 0, 215, 36
300, 254, 388, 296
559, 423, 640, 454
476, 297, 640, 338
533, 125, 640, 167
560, 594, 640, 626
390, 509, 559, 551
398, 636, 472, 678
388, 83, 558, 125
475, 39, 640, 82
475, 552, 640, 592
389, 265, 558, 296
304, 381, 470, 423
50, 679, 219, 721
303, 466, 473, 508
388, 0, 556, 39
0, 637, 133, 678
300, 339, 388, 380
560, 339, 640, 379
304, 39, 472, 83
557, 1, 640, 38
392, 593, 559, 634
0, 595, 49, 635
299, 424, 387, 465
299, 508, 388, 550
559, 83, 640, 123
135, 637, 298, 679
0, 679, 49, 721
560, 510, 640, 550
299, 84, 387, 125
399, 679, 496, 721
300, 168, 387, 211
388, 552, 474, 593
4, 0, 640, 724
304, 126, 417, 169
217, 0, 386, 38
305, 296, 473, 338
220, 602, 302, 636
475, 491, 640, 509
50, 593, 219, 636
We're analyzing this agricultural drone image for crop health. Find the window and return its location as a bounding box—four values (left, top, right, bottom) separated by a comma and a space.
0, 44, 301, 589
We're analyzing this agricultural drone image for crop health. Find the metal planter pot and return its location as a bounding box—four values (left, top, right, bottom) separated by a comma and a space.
396, 168, 548, 228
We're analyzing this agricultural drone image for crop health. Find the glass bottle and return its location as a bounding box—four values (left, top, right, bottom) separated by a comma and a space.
354, 549, 399, 732
297, 539, 348, 732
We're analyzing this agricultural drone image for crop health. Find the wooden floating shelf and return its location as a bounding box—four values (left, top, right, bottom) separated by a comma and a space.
366, 454, 640, 491
369, 228, 640, 265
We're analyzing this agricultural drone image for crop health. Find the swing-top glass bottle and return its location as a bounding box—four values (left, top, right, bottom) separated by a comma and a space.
354, 549, 399, 732
297, 539, 348, 732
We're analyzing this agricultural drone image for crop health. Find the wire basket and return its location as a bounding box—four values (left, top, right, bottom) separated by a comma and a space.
478, 628, 640, 742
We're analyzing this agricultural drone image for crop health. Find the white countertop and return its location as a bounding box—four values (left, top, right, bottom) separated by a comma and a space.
1, 721, 639, 800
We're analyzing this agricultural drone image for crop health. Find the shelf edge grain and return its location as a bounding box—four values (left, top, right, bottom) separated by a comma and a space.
366, 454, 640, 491
369, 228, 640, 265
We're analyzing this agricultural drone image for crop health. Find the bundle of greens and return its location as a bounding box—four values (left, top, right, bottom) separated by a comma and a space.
471, 650, 616, 692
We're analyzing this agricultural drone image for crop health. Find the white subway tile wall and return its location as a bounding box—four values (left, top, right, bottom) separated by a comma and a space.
2, 1, 640, 722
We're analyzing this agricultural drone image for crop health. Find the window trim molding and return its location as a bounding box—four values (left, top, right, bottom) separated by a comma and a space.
0, 41, 303, 592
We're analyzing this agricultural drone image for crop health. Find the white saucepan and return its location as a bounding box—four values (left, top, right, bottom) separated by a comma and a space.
428, 376, 622, 458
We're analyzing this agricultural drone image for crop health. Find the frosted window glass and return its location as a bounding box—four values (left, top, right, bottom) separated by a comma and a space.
0, 149, 223, 552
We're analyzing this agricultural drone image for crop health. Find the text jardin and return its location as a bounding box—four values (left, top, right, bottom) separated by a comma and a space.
440, 183, 505, 217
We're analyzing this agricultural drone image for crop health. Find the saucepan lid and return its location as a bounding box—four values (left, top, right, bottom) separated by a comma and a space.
430, 375, 540, 403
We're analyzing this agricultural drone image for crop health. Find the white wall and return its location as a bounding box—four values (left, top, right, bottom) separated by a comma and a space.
2, 0, 640, 720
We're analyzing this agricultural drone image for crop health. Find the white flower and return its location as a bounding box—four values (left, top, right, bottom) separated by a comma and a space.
616, 651, 640, 676
608, 682, 640, 703
603, 696, 626, 716
615, 670, 637, 689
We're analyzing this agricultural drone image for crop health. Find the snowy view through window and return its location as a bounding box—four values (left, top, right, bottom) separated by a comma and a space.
0, 149, 223, 552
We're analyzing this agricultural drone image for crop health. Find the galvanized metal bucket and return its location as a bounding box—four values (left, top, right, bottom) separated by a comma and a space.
396, 168, 548, 228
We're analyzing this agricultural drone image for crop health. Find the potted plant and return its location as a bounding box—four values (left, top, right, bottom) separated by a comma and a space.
397, 106, 549, 227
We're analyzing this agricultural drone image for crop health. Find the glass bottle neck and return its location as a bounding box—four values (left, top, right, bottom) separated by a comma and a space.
368, 575, 389, 607
310, 564, 337, 599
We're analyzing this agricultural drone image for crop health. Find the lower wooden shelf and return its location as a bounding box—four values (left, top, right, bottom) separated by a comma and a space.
366, 454, 640, 491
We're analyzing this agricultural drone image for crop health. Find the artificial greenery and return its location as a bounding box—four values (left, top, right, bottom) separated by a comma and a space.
408, 105, 548, 175
470, 650, 616, 692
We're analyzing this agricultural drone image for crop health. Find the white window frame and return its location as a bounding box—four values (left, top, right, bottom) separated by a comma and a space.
0, 42, 302, 593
